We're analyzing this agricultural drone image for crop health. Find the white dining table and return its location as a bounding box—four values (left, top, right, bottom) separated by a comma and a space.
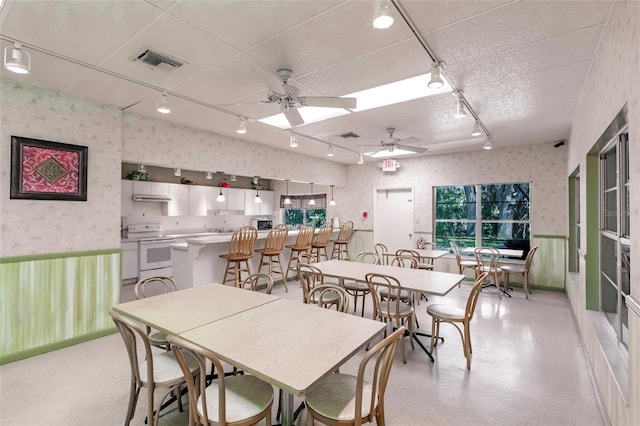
112, 283, 385, 426
381, 248, 450, 265
312, 260, 466, 361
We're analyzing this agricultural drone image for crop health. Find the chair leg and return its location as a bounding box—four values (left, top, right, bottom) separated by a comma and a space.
124, 382, 140, 426
275, 254, 288, 292
524, 272, 530, 298
429, 318, 437, 352
285, 250, 296, 282
360, 292, 366, 317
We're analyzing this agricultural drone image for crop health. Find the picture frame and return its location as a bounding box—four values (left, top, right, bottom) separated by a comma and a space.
10, 136, 88, 201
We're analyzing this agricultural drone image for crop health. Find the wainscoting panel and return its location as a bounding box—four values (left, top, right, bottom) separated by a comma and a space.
0, 249, 120, 364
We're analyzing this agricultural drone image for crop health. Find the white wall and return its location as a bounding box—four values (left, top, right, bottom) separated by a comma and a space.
565, 1, 639, 424
0, 80, 121, 257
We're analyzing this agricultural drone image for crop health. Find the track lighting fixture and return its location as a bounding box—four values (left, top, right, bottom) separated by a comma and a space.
428, 62, 444, 90
157, 91, 171, 114
357, 153, 364, 164
373, 0, 394, 29
289, 133, 298, 148
327, 145, 334, 157
205, 172, 213, 179
174, 168, 182, 177
4, 42, 30, 74
454, 92, 467, 118
236, 117, 247, 134
329, 185, 336, 206
483, 141, 493, 150
471, 121, 483, 136
283, 179, 292, 205
216, 185, 226, 202
308, 183, 316, 206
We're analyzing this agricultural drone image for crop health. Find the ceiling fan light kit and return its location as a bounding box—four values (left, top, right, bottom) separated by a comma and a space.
4, 42, 30, 74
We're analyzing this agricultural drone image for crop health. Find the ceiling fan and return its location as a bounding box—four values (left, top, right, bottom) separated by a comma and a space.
255, 68, 357, 127
365, 127, 427, 156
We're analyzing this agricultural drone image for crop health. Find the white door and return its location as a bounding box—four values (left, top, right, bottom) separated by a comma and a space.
374, 187, 415, 253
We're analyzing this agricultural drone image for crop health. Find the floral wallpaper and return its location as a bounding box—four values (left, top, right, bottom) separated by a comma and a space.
0, 80, 122, 257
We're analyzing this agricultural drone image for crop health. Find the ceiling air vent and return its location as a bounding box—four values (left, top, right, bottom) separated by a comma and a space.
339, 132, 360, 139
132, 48, 185, 72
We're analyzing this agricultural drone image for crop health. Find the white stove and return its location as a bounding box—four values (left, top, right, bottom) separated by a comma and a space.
127, 224, 176, 279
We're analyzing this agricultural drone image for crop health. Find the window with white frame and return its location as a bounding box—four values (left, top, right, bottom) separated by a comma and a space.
280, 194, 327, 228
434, 183, 531, 253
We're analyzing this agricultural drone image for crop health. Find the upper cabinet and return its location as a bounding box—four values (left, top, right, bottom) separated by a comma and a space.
165, 184, 189, 216
190, 185, 214, 216
132, 181, 170, 196
207, 187, 245, 212
244, 189, 274, 216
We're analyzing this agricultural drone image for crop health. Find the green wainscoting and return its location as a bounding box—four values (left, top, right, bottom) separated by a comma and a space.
0, 249, 121, 364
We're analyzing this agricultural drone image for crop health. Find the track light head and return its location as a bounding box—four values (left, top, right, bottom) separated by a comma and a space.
428, 62, 444, 89
289, 133, 298, 148
327, 145, 334, 157
236, 117, 247, 134
455, 98, 467, 118
357, 153, 364, 164
373, 2, 394, 29
471, 121, 483, 137
157, 91, 171, 114
483, 141, 492, 150
4, 43, 30, 74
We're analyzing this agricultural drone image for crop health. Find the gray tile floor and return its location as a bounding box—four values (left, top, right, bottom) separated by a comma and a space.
1, 280, 605, 426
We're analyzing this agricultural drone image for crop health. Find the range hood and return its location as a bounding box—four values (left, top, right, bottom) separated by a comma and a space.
132, 194, 172, 202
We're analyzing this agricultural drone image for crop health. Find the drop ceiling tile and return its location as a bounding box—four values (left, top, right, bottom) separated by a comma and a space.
66, 71, 157, 109
169, 0, 341, 51
1, 0, 161, 65
401, 1, 513, 33
97, 14, 239, 90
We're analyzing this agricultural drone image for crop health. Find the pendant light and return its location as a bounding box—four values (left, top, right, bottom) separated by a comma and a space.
157, 91, 171, 114
329, 185, 336, 206
216, 182, 226, 202
254, 190, 262, 203
308, 183, 316, 206
4, 42, 31, 74
428, 62, 444, 89
283, 179, 292, 205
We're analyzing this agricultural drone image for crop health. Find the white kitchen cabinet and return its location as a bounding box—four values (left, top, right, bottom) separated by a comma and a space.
121, 241, 138, 281
244, 189, 274, 216
207, 187, 245, 212
132, 181, 170, 196
189, 185, 211, 216
165, 184, 189, 216
121, 180, 133, 217
227, 188, 246, 211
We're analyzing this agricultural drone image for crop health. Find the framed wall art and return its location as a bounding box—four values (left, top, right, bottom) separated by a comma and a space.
10, 136, 88, 201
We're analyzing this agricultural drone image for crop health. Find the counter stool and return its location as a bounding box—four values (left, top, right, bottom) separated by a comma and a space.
219, 225, 258, 287
311, 223, 333, 262
330, 220, 354, 260
255, 224, 289, 291
285, 225, 315, 281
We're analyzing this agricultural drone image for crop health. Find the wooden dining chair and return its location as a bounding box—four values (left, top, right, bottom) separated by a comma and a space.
474, 247, 506, 297
426, 272, 488, 370
285, 225, 315, 281
450, 241, 479, 285
219, 226, 258, 287
168, 334, 274, 426
133, 275, 177, 350
365, 272, 414, 364
298, 263, 341, 310
330, 220, 354, 260
240, 272, 273, 294
396, 248, 433, 270
304, 327, 405, 426
374, 243, 388, 264
344, 251, 379, 317
110, 311, 199, 426
311, 223, 333, 262
307, 284, 350, 313
501, 246, 538, 299
255, 224, 289, 291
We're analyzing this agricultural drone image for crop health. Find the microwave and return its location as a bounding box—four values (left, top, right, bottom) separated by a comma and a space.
251, 219, 273, 230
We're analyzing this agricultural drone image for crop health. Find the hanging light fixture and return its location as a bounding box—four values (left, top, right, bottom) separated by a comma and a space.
357, 153, 364, 164
327, 145, 334, 157
427, 62, 444, 89
157, 91, 171, 114
373, 0, 394, 29
289, 132, 298, 148
454, 91, 467, 118
308, 183, 316, 206
236, 117, 247, 134
254, 190, 262, 204
3, 42, 31, 74
471, 121, 483, 136
329, 185, 336, 206
283, 179, 292, 205
216, 185, 226, 202
174, 168, 182, 177
483, 141, 493, 150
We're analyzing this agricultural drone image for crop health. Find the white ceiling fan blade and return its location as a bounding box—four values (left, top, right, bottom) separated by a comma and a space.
282, 105, 304, 127
399, 136, 422, 145
254, 68, 287, 95
299, 96, 357, 109
396, 144, 427, 153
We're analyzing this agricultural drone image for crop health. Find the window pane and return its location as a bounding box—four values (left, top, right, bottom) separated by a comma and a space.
600, 279, 618, 327
481, 183, 530, 221
284, 209, 304, 227
600, 236, 617, 283
306, 209, 326, 228
621, 245, 630, 295
604, 191, 617, 232
436, 186, 476, 220
435, 222, 476, 249
481, 223, 530, 247
603, 147, 617, 190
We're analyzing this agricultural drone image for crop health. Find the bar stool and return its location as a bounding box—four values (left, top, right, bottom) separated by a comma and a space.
330, 220, 354, 260
255, 224, 289, 291
285, 225, 315, 281
219, 225, 258, 287
311, 223, 333, 262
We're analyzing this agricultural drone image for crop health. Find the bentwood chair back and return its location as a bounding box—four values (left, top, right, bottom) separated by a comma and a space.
304, 327, 405, 426
344, 252, 379, 316
240, 273, 274, 294
285, 225, 316, 280
110, 311, 198, 426
395, 249, 433, 270
365, 273, 415, 364
307, 284, 350, 313
220, 226, 258, 287
502, 246, 538, 298
330, 220, 354, 260
450, 241, 480, 281
255, 224, 289, 291
426, 272, 488, 370
474, 247, 504, 297
298, 263, 341, 309
311, 223, 333, 262
133, 276, 177, 350
168, 335, 273, 426
374, 243, 388, 264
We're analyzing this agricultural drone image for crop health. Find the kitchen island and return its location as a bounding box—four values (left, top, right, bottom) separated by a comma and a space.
171, 228, 338, 289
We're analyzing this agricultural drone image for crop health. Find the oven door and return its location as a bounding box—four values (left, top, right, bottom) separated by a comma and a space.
138, 238, 176, 272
